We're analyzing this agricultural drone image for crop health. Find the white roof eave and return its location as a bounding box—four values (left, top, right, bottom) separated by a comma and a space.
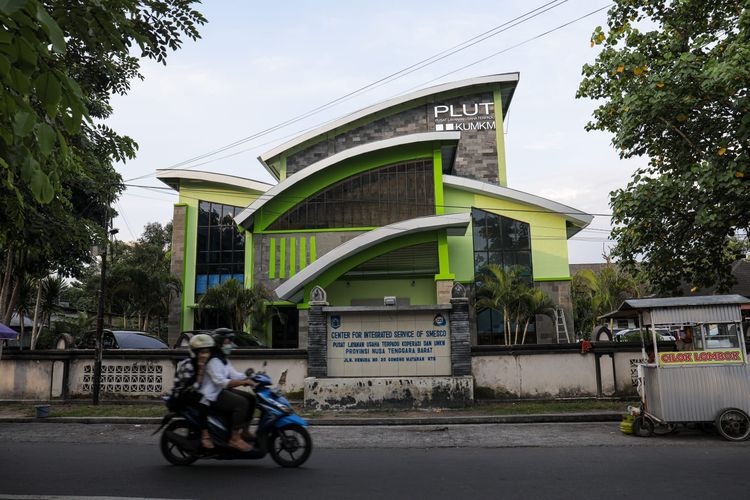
155, 169, 274, 193
260, 73, 519, 165
235, 132, 461, 228
442, 175, 593, 228
274, 212, 471, 301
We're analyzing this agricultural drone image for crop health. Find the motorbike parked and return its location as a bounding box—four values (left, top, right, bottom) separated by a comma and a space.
155, 368, 312, 467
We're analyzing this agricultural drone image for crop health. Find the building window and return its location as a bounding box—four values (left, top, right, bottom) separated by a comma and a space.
196, 201, 245, 296
267, 159, 435, 230
472, 208, 533, 345
471, 208, 532, 280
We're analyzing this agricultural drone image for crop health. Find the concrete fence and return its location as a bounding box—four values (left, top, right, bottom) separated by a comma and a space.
0, 343, 668, 401
471, 343, 667, 398
0, 349, 308, 401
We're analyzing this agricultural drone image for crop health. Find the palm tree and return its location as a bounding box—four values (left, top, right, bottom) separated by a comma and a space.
519, 287, 556, 345
573, 262, 641, 335
30, 275, 68, 349
475, 265, 525, 345
197, 279, 274, 332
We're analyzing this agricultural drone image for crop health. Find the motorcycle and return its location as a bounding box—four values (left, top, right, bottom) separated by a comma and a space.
155, 367, 312, 467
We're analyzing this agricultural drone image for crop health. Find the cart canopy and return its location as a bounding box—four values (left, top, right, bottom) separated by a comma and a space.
600, 294, 749, 325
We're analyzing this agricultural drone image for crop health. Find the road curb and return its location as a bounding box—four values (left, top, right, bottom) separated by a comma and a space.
0, 412, 622, 426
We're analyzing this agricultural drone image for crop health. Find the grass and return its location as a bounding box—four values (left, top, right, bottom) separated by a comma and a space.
0, 402, 166, 418
469, 400, 636, 415
0, 399, 637, 418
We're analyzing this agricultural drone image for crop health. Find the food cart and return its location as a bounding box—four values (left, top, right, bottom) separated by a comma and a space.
602, 295, 750, 441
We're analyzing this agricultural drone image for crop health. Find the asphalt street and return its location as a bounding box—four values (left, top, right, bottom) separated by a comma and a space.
0, 422, 748, 500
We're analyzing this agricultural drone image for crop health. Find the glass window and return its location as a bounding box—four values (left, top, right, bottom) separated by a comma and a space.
267, 159, 435, 230
471, 208, 534, 344
502, 218, 530, 250
703, 323, 740, 349
195, 200, 245, 296
472, 210, 487, 252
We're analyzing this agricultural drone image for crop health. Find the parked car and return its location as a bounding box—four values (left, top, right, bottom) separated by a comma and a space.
614, 328, 675, 342
174, 329, 267, 349
75, 330, 169, 349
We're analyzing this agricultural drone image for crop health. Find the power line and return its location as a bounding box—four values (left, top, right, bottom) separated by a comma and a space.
129, 1, 573, 180
401, 3, 612, 92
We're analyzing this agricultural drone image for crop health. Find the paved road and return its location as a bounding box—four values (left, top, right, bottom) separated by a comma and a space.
1, 423, 748, 500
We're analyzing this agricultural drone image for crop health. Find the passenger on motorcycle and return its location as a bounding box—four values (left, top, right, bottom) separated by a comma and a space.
167, 333, 215, 449
201, 328, 257, 452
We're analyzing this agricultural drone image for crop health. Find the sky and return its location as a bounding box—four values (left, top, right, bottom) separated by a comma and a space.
108, 0, 644, 264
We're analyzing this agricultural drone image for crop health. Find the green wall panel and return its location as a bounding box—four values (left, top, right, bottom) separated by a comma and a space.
326, 278, 436, 306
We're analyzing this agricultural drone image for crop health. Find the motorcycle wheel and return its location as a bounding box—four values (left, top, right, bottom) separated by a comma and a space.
269, 425, 312, 468
160, 420, 200, 466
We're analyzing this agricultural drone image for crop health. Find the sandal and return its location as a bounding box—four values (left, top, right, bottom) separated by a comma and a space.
229, 437, 252, 452
201, 431, 215, 449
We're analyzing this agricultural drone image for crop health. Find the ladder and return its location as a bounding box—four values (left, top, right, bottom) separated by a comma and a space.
555, 308, 570, 343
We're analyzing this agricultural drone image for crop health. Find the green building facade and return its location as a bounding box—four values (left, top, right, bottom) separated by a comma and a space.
158, 73, 592, 347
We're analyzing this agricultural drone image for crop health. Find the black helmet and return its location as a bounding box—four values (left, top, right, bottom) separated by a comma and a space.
211, 328, 235, 348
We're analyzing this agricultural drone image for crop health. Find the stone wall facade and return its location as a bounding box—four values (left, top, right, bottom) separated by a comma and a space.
286, 91, 500, 185
167, 204, 187, 345
253, 231, 365, 292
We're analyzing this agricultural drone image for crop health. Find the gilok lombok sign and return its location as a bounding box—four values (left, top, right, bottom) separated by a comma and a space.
658, 349, 745, 366
326, 310, 451, 377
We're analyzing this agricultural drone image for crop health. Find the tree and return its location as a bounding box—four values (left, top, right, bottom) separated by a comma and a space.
571, 263, 641, 336
577, 0, 750, 294
197, 279, 274, 333
0, 1, 205, 324
475, 265, 522, 345
66, 221, 180, 337
519, 288, 556, 345
474, 265, 555, 345
30, 274, 67, 349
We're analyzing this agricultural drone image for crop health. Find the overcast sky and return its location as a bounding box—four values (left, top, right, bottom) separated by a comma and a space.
108, 0, 642, 264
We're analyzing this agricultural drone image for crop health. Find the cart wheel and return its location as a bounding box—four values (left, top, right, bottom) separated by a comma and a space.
632, 416, 654, 437
715, 408, 750, 442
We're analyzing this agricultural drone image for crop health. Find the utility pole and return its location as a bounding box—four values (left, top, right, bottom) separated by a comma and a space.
92, 202, 112, 405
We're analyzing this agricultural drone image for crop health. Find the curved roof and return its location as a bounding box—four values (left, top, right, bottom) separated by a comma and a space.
442, 175, 593, 228
274, 212, 471, 301
260, 73, 519, 173
156, 169, 274, 193
235, 131, 461, 228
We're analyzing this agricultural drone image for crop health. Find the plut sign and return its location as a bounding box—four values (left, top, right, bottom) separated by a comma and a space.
433, 102, 495, 131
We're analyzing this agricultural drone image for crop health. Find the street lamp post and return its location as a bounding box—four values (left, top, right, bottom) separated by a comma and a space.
93, 218, 117, 405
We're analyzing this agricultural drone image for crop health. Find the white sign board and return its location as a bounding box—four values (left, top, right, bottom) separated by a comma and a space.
433, 102, 495, 131
327, 310, 451, 377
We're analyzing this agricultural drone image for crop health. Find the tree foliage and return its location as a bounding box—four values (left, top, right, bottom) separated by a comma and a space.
0, 0, 205, 323
196, 279, 274, 334
66, 221, 179, 337
571, 263, 641, 337
577, 0, 750, 294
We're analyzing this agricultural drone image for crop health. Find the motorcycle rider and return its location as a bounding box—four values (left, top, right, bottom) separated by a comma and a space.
168, 333, 215, 449
201, 328, 257, 452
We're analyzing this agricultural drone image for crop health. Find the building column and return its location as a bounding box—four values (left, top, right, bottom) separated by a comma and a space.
449, 283, 471, 376
167, 204, 187, 347
307, 286, 328, 377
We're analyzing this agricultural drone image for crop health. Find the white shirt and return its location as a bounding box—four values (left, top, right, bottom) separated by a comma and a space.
199, 357, 246, 404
